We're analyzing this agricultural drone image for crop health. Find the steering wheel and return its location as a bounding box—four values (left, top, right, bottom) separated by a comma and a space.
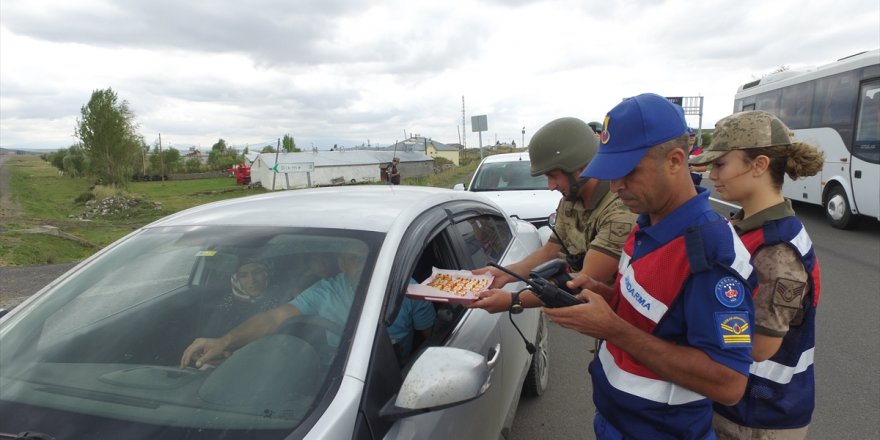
276, 314, 344, 352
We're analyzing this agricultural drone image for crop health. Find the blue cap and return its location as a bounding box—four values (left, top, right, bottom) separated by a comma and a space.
580, 93, 688, 180
687, 127, 696, 136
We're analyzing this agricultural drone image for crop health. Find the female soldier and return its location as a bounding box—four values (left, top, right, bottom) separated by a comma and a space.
689, 111, 824, 440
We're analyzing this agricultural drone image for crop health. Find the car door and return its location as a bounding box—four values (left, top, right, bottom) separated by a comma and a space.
353, 201, 519, 440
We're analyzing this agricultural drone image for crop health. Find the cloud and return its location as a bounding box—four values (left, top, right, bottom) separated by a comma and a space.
1, 0, 878, 149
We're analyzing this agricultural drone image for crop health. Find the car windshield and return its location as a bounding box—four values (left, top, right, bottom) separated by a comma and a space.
0, 225, 382, 438
470, 160, 547, 191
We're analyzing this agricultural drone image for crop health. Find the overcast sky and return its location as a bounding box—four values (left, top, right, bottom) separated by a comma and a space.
2, 0, 878, 151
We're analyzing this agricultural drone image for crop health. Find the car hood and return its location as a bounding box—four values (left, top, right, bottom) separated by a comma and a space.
475, 190, 560, 221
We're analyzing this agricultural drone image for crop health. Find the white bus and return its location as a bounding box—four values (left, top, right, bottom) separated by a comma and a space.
733, 49, 880, 229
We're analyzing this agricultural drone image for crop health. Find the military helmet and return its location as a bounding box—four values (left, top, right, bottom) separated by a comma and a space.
587, 121, 603, 134
529, 117, 599, 176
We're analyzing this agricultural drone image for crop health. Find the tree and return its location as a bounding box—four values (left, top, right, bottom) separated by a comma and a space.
149, 144, 181, 174
282, 133, 300, 152
261, 145, 276, 153
184, 157, 202, 173
75, 88, 143, 186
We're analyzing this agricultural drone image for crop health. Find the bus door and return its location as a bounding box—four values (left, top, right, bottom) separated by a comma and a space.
851, 79, 880, 220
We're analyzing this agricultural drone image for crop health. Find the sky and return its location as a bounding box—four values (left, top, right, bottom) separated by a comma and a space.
1, 0, 879, 151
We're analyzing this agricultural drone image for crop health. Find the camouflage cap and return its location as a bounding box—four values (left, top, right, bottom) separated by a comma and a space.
689, 110, 795, 166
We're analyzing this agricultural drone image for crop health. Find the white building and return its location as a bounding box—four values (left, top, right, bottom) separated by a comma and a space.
250, 150, 433, 190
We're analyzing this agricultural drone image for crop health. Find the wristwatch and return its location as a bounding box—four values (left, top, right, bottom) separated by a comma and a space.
510, 291, 524, 314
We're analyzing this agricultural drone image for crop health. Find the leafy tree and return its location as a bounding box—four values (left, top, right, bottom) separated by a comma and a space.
207, 138, 242, 170
62, 148, 87, 177
149, 145, 181, 174
261, 145, 276, 153
46, 148, 68, 171
75, 88, 143, 186
184, 157, 202, 173
282, 133, 300, 152
211, 138, 228, 153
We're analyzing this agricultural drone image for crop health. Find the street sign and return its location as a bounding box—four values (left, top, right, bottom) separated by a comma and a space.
471, 115, 488, 132
273, 162, 314, 173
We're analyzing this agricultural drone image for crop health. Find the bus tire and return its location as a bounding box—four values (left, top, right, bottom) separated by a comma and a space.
824, 185, 859, 229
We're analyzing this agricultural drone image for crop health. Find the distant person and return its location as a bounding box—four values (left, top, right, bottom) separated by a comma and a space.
687, 127, 708, 183
386, 158, 401, 185
690, 111, 824, 440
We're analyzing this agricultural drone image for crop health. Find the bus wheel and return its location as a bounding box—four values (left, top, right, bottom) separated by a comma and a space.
824, 185, 859, 229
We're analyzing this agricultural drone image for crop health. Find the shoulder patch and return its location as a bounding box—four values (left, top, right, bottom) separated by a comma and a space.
715, 312, 752, 348
609, 221, 633, 239
714, 276, 746, 308
772, 277, 806, 309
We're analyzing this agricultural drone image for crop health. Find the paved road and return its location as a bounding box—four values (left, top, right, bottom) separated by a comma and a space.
511, 189, 880, 439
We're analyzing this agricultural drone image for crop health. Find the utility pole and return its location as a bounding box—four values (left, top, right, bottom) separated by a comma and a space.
158, 133, 165, 187
461, 96, 467, 148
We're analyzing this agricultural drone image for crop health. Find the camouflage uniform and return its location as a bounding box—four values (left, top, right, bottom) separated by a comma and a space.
549, 180, 636, 284
713, 199, 811, 440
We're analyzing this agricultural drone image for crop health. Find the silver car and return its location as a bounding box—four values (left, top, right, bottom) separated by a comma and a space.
0, 186, 549, 439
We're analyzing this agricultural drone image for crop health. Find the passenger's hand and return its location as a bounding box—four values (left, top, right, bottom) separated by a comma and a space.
472, 266, 514, 289
467, 288, 514, 313
567, 273, 614, 301
180, 337, 231, 368
543, 289, 622, 339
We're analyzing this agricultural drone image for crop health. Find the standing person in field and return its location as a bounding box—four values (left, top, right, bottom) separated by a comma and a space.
544, 93, 755, 439
386, 158, 401, 185
690, 111, 824, 440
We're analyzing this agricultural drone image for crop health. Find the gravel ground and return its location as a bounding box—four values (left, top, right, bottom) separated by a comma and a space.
0, 262, 78, 310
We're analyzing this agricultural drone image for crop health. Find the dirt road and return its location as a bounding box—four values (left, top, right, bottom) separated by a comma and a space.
0, 263, 78, 310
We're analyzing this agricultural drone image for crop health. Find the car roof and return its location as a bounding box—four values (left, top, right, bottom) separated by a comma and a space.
146, 186, 492, 233
479, 152, 530, 164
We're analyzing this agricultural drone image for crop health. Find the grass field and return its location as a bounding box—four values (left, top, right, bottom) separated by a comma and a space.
0, 155, 480, 266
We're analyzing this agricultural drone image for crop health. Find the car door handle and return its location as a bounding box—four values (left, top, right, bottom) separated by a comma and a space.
486, 343, 501, 370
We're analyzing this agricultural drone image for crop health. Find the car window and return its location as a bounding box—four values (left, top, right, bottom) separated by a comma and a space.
452, 215, 513, 268
0, 225, 382, 437
470, 160, 546, 191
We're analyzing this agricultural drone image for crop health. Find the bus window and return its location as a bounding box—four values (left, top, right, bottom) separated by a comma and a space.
813, 71, 858, 127
780, 81, 814, 129
755, 90, 781, 115
854, 80, 880, 164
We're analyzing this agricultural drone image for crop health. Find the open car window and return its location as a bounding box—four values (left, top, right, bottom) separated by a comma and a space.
0, 225, 382, 438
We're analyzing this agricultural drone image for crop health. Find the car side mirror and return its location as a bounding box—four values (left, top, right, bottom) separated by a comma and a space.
452, 183, 465, 191
379, 347, 490, 420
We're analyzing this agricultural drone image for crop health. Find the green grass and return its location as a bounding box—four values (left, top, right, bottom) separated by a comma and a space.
0, 154, 489, 266
1, 156, 265, 266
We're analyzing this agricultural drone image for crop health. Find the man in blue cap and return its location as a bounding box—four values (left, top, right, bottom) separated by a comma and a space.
544, 93, 756, 439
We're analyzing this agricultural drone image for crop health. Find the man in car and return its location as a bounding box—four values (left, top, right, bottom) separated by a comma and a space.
469, 117, 636, 314
543, 93, 755, 439
181, 242, 435, 368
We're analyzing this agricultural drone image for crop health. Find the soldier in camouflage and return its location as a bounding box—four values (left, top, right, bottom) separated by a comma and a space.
469, 117, 636, 314
690, 111, 825, 440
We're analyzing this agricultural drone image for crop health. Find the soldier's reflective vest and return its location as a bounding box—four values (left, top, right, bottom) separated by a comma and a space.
715, 216, 821, 429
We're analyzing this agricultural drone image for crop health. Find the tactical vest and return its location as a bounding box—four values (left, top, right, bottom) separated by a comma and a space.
592, 220, 753, 439
715, 216, 821, 429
